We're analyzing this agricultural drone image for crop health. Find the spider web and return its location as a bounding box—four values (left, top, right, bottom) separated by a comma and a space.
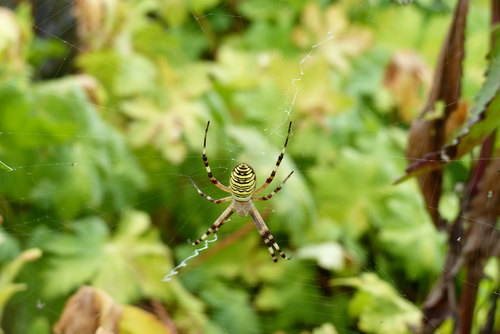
0, 0, 496, 334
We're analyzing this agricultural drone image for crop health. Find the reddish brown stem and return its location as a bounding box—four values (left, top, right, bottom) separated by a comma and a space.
458, 132, 498, 334
463, 131, 496, 205
459, 262, 481, 334
150, 299, 178, 334
457, 0, 500, 328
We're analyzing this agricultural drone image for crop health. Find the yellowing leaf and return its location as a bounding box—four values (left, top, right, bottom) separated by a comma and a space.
292, 3, 372, 73
123, 98, 206, 164
73, 0, 120, 50
0, 7, 31, 72
211, 46, 262, 89
120, 305, 171, 334
160, 0, 189, 26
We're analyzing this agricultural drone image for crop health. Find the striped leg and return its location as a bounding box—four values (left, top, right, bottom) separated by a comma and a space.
250, 205, 292, 262
189, 205, 235, 245
252, 171, 294, 202
190, 179, 232, 204
203, 121, 231, 193
254, 121, 292, 195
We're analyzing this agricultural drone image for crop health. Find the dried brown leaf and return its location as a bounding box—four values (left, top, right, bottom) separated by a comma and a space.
73, 0, 119, 50
53, 286, 122, 334
96, 327, 115, 334
383, 51, 432, 123
75, 74, 105, 105
444, 100, 468, 142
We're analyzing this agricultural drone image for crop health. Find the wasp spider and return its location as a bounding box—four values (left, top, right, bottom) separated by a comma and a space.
189, 122, 294, 262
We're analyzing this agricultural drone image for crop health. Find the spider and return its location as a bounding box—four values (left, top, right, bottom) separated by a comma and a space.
188, 121, 294, 262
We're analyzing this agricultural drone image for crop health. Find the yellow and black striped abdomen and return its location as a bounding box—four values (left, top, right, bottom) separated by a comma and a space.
230, 164, 256, 202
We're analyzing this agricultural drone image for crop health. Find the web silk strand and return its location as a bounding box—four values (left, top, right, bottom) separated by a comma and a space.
162, 234, 218, 282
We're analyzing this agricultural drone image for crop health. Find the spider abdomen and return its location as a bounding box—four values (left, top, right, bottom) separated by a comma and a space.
230, 163, 256, 202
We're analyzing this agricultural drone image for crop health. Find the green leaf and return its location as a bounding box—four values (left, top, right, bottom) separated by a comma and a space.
309, 145, 401, 238
371, 197, 446, 278
26, 317, 51, 334
187, 0, 222, 15
38, 211, 174, 304
39, 217, 108, 297
0, 226, 21, 263
159, 0, 190, 26
389, 0, 415, 5
200, 282, 260, 334
333, 273, 420, 334
77, 52, 157, 99
0, 248, 42, 324
252, 260, 340, 331
0, 76, 147, 218
35, 210, 206, 333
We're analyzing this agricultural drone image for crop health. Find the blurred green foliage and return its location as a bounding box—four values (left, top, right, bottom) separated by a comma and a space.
0, 0, 492, 333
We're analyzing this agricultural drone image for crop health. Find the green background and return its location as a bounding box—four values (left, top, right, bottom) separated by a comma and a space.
0, 0, 493, 333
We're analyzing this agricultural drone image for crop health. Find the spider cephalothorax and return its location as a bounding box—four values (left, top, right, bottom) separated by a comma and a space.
189, 121, 294, 262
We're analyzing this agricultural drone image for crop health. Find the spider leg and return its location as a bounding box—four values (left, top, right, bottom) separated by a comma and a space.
189, 205, 234, 245
252, 171, 294, 202
250, 204, 292, 262
190, 179, 232, 204
203, 121, 231, 193
254, 121, 292, 195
